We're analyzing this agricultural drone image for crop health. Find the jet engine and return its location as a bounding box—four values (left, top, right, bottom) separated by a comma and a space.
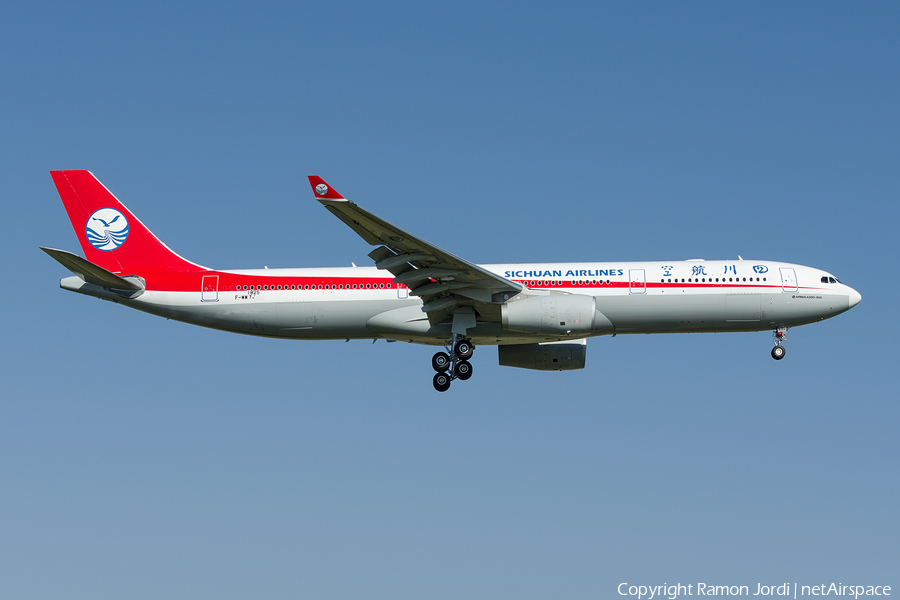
498, 340, 587, 371
500, 294, 614, 336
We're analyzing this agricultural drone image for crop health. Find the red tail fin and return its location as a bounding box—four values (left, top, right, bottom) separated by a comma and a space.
50, 170, 205, 274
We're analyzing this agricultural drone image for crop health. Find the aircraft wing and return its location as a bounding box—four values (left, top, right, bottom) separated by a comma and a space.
307, 176, 523, 322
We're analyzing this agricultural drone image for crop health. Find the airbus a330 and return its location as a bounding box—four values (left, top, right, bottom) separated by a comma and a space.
43, 171, 861, 391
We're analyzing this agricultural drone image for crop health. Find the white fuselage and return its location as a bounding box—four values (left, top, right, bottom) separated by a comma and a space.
61, 259, 860, 346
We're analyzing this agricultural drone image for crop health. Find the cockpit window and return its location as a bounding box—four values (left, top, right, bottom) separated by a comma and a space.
822, 276, 841, 284
821, 276, 829, 283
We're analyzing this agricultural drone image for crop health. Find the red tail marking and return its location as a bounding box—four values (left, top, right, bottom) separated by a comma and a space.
50, 170, 205, 274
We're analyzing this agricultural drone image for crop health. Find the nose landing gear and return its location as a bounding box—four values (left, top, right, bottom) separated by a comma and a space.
771, 327, 788, 360
431, 335, 476, 391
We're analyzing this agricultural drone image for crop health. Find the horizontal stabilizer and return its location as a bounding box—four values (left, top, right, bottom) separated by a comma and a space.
40, 247, 143, 290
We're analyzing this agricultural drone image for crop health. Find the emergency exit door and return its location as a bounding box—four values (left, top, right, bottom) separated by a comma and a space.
201, 275, 219, 302
629, 269, 646, 294
779, 268, 798, 292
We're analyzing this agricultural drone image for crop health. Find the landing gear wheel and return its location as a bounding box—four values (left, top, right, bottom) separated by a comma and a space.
772, 346, 786, 360
454, 339, 474, 359
432, 352, 451, 372
454, 360, 473, 381
433, 372, 451, 392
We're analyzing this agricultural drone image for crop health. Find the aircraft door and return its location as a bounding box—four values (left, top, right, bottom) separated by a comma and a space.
201, 275, 219, 302
629, 269, 646, 294
397, 283, 409, 299
779, 268, 798, 292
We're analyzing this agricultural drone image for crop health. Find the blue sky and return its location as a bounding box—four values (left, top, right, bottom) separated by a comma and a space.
1, 2, 897, 598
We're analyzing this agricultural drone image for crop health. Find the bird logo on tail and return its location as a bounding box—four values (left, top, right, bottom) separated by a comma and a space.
86, 208, 129, 251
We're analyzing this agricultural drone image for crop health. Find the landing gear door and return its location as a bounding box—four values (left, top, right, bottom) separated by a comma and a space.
779, 268, 798, 292
629, 269, 646, 294
201, 275, 219, 302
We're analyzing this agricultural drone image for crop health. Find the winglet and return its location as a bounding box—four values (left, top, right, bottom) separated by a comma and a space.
308, 176, 346, 200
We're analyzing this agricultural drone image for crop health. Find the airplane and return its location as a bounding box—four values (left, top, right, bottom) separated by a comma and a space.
43, 170, 861, 392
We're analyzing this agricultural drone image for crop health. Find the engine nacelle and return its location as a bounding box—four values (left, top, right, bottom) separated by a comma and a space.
498, 340, 587, 371
500, 294, 613, 336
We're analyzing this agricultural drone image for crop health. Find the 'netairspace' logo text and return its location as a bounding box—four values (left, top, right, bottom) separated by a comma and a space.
618, 583, 891, 599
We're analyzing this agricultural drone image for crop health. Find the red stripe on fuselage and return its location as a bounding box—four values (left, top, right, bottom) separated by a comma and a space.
513, 279, 802, 291
139, 271, 402, 292
134, 271, 826, 294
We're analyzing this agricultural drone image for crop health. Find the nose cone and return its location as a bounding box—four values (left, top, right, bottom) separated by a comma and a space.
849, 288, 862, 308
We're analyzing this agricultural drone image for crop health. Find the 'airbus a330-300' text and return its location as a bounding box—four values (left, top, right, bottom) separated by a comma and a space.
43, 171, 861, 391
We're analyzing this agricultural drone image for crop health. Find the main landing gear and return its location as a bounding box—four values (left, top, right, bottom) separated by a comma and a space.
431, 336, 475, 392
771, 327, 788, 360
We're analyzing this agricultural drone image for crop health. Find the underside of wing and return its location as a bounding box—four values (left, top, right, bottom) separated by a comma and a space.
308, 177, 523, 327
